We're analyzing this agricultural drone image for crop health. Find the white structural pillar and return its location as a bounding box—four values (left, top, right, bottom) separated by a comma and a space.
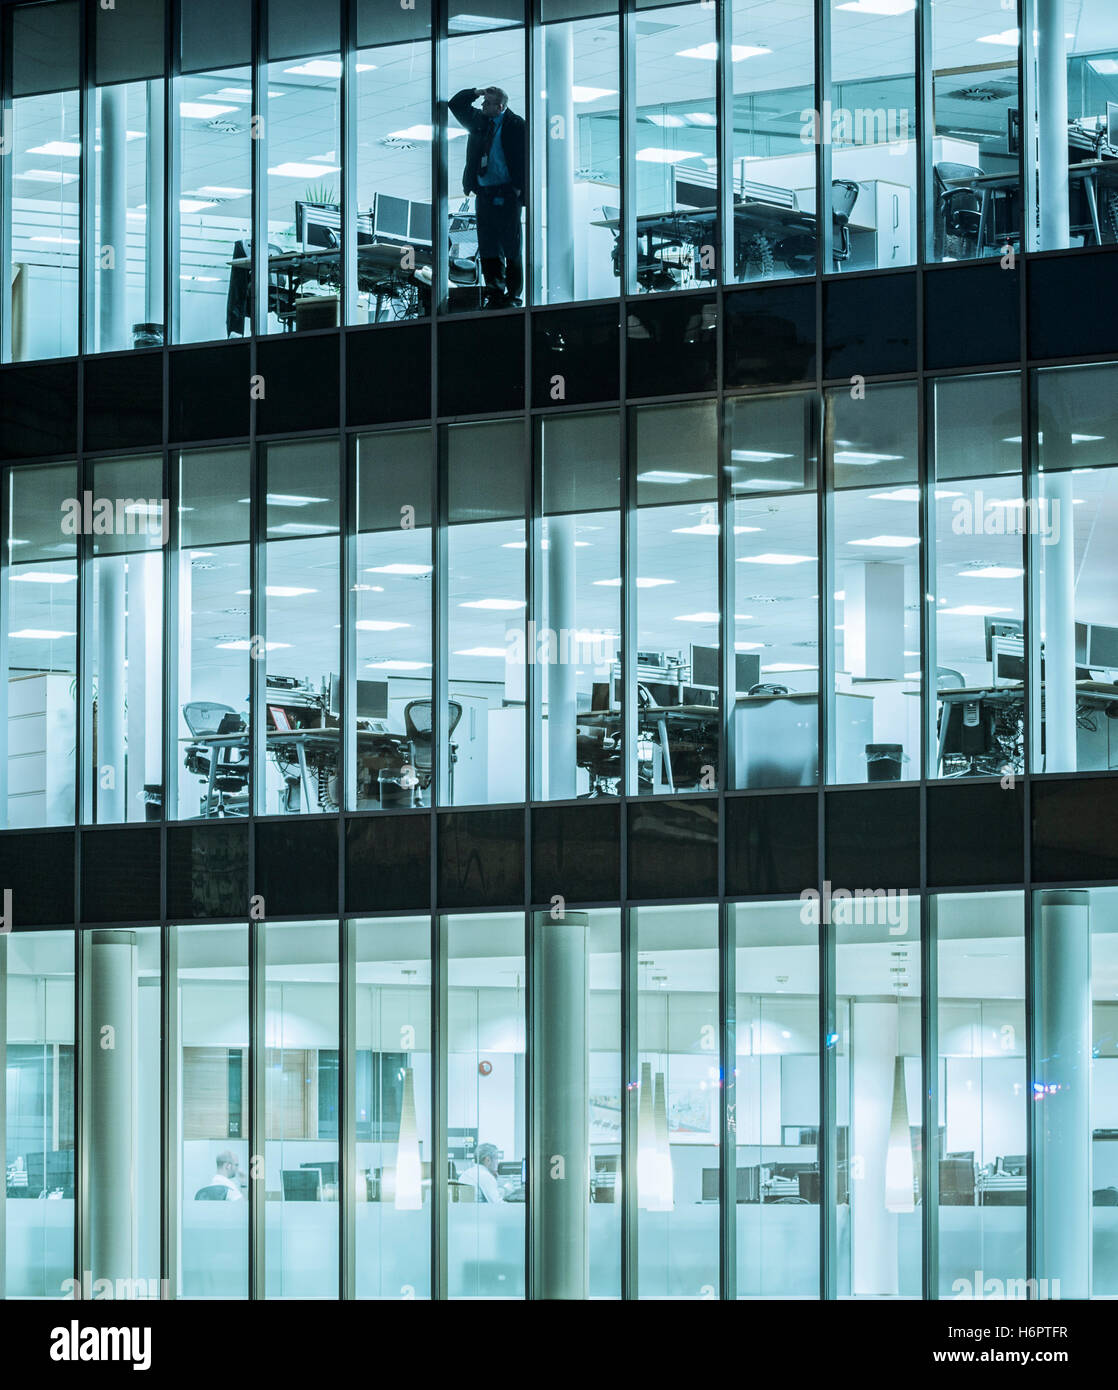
546, 512, 579, 799
1040, 470, 1077, 770
1036, 0, 1070, 250
1037, 890, 1091, 1298
97, 557, 126, 823
145, 80, 164, 331
850, 1000, 901, 1296
99, 83, 129, 351
544, 24, 576, 302
88, 929, 137, 1288
534, 909, 589, 1299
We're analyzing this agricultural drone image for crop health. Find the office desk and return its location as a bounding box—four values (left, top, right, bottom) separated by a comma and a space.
935, 681, 1118, 777
231, 241, 434, 326
941, 158, 1118, 250
578, 703, 719, 792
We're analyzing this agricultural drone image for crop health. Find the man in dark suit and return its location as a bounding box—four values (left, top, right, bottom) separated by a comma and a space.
448, 85, 526, 308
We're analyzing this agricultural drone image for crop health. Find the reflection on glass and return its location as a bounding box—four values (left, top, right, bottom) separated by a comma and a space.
262, 441, 340, 815
353, 430, 433, 809
176, 449, 252, 821
929, 373, 1024, 780
733, 900, 820, 1297
3, 464, 78, 828
87, 456, 164, 824
6, 1, 80, 361
537, 412, 621, 800
835, 893, 921, 1298
355, 916, 431, 1298
725, 392, 819, 789
1032, 365, 1118, 774
826, 383, 920, 785
82, 925, 161, 1297
533, 17, 620, 304
828, 0, 916, 271
264, 920, 339, 1299
2, 931, 74, 1298
445, 911, 526, 1299
632, 402, 720, 795
630, 4, 718, 294
929, 0, 1020, 264
444, 421, 527, 806
634, 904, 720, 1298
175, 923, 249, 1299
934, 892, 1025, 1299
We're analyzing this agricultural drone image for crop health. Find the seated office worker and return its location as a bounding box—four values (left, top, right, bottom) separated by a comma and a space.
457, 1142, 505, 1203
449, 85, 526, 308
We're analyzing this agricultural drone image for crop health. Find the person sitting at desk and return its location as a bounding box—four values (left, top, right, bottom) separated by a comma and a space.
196, 1150, 244, 1201
457, 1142, 504, 1203
448, 86, 526, 309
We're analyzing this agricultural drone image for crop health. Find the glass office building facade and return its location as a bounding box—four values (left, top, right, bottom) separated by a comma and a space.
1, 0, 1118, 1302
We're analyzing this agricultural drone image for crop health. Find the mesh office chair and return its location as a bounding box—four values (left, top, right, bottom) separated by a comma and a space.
831, 179, 861, 270
403, 698, 463, 804
182, 702, 249, 818
932, 163, 984, 260
194, 1184, 232, 1201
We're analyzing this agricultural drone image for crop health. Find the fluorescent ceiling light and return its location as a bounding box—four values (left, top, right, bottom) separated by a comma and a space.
366, 562, 433, 575
179, 199, 217, 213
10, 571, 75, 584
674, 612, 720, 623
571, 86, 617, 102
904, 671, 922, 681
637, 469, 708, 483
686, 112, 717, 126
976, 29, 1020, 46
846, 535, 919, 548
733, 478, 798, 490
672, 522, 762, 535
179, 102, 238, 119
594, 577, 675, 588
869, 487, 962, 502
833, 451, 902, 465
647, 114, 686, 128
235, 585, 315, 597
195, 185, 251, 198
238, 492, 328, 507
18, 170, 78, 183
837, 0, 915, 14
731, 449, 794, 463
386, 125, 466, 141
283, 60, 374, 77
267, 522, 335, 535
961, 565, 1024, 579
454, 646, 508, 658
31, 235, 79, 244
763, 662, 816, 672
735, 641, 765, 651
459, 598, 525, 610
938, 604, 1012, 617
737, 553, 814, 565
217, 639, 288, 651
267, 161, 341, 178
366, 659, 430, 671
355, 619, 409, 630
8, 628, 75, 640
677, 43, 771, 61
634, 148, 703, 164
1073, 434, 1104, 443
27, 140, 81, 157
502, 540, 589, 549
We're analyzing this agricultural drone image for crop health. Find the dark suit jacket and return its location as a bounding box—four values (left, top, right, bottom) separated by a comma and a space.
448, 89, 527, 203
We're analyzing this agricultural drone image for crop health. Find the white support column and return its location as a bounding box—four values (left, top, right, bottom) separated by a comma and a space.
145, 79, 164, 332
1040, 471, 1077, 770
97, 557, 126, 823
99, 84, 129, 352
546, 512, 578, 800
88, 930, 137, 1289
1037, 890, 1091, 1299
850, 1000, 900, 1296
534, 910, 589, 1299
544, 25, 576, 303
1036, 0, 1070, 250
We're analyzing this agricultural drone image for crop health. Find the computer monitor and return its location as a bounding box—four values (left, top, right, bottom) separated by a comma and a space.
356, 679, 389, 720
1108, 101, 1118, 151
591, 681, 612, 712
301, 1160, 338, 1187
374, 193, 410, 241
1088, 622, 1118, 671
984, 615, 1024, 662
282, 1168, 322, 1201
296, 201, 341, 251
690, 644, 719, 689
409, 200, 433, 246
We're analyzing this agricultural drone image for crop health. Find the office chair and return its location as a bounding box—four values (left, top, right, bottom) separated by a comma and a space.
933, 163, 984, 260
194, 1184, 232, 1201
936, 667, 966, 690
182, 701, 250, 818
576, 721, 622, 797
403, 698, 463, 805
831, 179, 861, 270
226, 239, 297, 335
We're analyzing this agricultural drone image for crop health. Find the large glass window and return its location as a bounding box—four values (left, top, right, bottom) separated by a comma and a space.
835, 891, 921, 1298
261, 440, 340, 815
935, 892, 1026, 1300
827, 0, 916, 271
826, 382, 921, 785
733, 900, 820, 1298
730, 0, 817, 283
443, 420, 527, 806
532, 14, 620, 304
352, 0, 433, 323
629, 3, 718, 295
81, 925, 162, 1297
175, 449, 252, 821
632, 402, 720, 795
2, 930, 74, 1299
174, 922, 250, 1299
355, 916, 432, 1299
633, 903, 720, 1298
536, 411, 621, 801
352, 429, 433, 810
3, 463, 78, 828
444, 910, 526, 1299
928, 373, 1024, 780
928, 0, 1021, 263
5, 0, 80, 361
86, 456, 165, 824
264, 920, 340, 1299
1031, 364, 1118, 775
725, 391, 820, 789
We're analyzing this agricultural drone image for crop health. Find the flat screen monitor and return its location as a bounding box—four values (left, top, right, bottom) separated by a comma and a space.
356, 679, 389, 720
296, 201, 341, 251
690, 643, 719, 689
374, 193, 410, 241
1108, 101, 1118, 151
409, 200, 432, 245
591, 681, 611, 712
1088, 622, 1118, 670
282, 1168, 321, 1201
984, 615, 1023, 662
